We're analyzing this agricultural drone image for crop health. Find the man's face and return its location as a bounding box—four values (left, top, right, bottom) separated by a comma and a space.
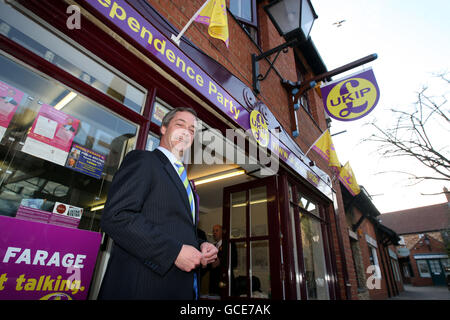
160, 111, 197, 158
212, 225, 222, 242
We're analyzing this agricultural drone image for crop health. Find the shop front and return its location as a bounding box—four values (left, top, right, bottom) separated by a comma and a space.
0, 0, 340, 300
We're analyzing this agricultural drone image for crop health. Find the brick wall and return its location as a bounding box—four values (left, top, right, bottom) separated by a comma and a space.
350, 207, 390, 299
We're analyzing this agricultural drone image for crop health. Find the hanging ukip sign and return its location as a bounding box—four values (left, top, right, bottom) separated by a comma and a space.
320, 68, 380, 121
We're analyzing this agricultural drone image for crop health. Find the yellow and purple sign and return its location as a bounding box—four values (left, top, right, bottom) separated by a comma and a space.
320, 68, 380, 121
0, 216, 101, 300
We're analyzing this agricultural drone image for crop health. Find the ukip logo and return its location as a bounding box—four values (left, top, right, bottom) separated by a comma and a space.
250, 110, 269, 147
321, 68, 380, 121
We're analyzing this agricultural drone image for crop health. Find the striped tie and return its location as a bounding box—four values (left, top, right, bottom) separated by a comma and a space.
174, 161, 198, 300
174, 161, 195, 223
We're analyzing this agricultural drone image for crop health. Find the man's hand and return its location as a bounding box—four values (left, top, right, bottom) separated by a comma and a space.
175, 245, 202, 272
200, 242, 218, 267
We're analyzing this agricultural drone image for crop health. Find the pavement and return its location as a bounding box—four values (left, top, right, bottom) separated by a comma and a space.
389, 284, 450, 300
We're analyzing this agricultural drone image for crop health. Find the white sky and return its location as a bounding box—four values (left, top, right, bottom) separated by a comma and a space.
309, 0, 450, 213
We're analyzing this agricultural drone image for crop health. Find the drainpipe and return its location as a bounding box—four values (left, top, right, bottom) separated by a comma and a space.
332, 191, 352, 300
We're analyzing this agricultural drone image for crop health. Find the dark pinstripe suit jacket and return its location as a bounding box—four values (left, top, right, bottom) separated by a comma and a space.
98, 149, 203, 300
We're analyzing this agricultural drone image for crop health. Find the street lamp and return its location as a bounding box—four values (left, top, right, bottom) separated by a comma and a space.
264, 0, 317, 42
252, 0, 318, 94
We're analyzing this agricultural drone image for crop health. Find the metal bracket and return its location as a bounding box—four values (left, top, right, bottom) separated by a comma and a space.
252, 39, 299, 94
281, 79, 317, 137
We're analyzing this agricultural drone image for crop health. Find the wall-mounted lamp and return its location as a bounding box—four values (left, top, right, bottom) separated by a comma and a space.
252, 0, 318, 94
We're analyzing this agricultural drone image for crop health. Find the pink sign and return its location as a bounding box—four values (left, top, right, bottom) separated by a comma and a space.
27, 104, 79, 152
0, 216, 101, 300
0, 81, 22, 128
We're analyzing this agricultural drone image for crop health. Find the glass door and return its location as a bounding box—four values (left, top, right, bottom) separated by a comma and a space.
287, 181, 333, 300
222, 176, 281, 299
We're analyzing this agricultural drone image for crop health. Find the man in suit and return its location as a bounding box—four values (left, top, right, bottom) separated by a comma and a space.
98, 107, 218, 300
209, 225, 237, 295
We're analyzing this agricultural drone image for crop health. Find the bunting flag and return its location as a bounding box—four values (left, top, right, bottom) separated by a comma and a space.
195, 0, 229, 47
306, 129, 340, 170
338, 161, 361, 196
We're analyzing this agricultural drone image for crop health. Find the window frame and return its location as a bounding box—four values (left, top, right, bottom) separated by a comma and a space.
228, 0, 259, 44
367, 244, 382, 279
416, 260, 431, 278
286, 176, 335, 300
229, 0, 258, 28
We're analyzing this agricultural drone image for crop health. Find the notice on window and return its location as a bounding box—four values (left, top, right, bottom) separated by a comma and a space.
22, 104, 80, 166
50, 202, 84, 229
65, 144, 105, 179
0, 81, 23, 140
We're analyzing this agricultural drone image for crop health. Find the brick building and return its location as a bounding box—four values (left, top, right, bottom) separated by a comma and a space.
0, 0, 394, 300
341, 184, 403, 299
380, 200, 450, 287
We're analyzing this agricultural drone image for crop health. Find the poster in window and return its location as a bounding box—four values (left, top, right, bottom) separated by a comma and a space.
21, 104, 80, 165
65, 144, 105, 179
0, 80, 23, 140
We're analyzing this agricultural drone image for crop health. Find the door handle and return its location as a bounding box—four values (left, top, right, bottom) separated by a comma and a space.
218, 281, 227, 288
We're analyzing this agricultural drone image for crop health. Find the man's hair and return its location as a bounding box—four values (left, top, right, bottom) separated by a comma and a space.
161, 107, 198, 131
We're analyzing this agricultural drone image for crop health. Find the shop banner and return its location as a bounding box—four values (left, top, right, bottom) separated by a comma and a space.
320, 68, 380, 121
21, 104, 80, 165
0, 216, 101, 300
0, 81, 23, 140
87, 0, 247, 127
65, 144, 105, 179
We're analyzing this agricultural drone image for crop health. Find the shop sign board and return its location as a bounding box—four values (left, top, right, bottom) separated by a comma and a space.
320, 68, 380, 121
0, 216, 101, 300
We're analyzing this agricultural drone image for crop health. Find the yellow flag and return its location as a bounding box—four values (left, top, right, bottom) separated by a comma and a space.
195, 0, 229, 47
338, 162, 361, 196
310, 129, 340, 168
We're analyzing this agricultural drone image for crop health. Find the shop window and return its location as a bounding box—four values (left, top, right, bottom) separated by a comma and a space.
297, 191, 319, 217
367, 245, 381, 279
300, 213, 329, 300
428, 259, 442, 275
231, 190, 247, 239
250, 240, 270, 298
229, 0, 259, 43
416, 260, 431, 278
289, 182, 331, 300
0, 51, 137, 231
441, 258, 450, 276
150, 99, 172, 127
146, 132, 160, 151
390, 258, 401, 282
0, 2, 146, 114
250, 186, 268, 236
